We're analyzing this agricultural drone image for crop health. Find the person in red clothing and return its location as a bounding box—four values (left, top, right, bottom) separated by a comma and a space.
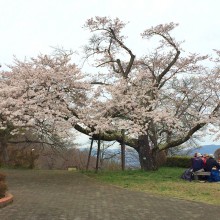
201, 153, 208, 167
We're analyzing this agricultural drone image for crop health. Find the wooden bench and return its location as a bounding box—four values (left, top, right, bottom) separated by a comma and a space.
193, 171, 211, 180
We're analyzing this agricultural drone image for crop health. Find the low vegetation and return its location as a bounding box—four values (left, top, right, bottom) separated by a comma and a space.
84, 167, 220, 206
164, 156, 191, 168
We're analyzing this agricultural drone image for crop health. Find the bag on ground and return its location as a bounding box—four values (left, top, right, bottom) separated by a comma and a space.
181, 168, 193, 181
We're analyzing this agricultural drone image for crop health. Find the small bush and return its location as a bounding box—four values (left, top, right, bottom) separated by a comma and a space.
0, 173, 7, 198
164, 156, 191, 168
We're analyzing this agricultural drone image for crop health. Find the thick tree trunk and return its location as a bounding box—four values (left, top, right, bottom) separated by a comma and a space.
137, 135, 159, 171
0, 141, 9, 165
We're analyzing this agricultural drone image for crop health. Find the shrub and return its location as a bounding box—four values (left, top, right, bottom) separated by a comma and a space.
0, 173, 7, 198
164, 156, 191, 168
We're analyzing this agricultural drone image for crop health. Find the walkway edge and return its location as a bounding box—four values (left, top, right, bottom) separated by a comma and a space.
0, 193, 13, 208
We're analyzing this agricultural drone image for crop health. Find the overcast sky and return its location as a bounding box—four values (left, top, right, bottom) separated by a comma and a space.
1, 0, 220, 67
1, 0, 220, 145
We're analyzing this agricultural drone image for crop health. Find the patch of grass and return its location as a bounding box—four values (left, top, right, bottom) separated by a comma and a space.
83, 167, 220, 206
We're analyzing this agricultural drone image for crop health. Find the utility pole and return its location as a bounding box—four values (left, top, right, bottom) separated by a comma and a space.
95, 133, 101, 173
121, 129, 125, 171
86, 137, 93, 170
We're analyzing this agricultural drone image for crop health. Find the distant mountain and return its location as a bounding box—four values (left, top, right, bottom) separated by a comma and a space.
191, 145, 220, 155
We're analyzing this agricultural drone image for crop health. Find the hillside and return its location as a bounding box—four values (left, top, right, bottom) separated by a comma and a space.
191, 145, 220, 155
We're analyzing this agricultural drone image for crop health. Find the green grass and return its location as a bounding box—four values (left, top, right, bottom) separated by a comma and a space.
83, 167, 220, 206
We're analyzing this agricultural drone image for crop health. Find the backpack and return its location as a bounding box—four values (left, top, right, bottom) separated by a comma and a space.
181, 168, 193, 181
208, 169, 220, 182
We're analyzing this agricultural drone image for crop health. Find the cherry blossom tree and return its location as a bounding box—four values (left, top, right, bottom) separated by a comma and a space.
1, 17, 220, 171
0, 50, 89, 163
77, 17, 220, 170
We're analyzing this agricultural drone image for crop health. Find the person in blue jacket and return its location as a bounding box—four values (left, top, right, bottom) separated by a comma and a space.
191, 153, 204, 172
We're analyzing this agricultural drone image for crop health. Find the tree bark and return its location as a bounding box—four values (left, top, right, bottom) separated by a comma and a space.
137, 135, 159, 171
0, 141, 9, 165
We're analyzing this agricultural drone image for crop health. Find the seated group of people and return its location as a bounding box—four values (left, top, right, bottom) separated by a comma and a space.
191, 152, 220, 172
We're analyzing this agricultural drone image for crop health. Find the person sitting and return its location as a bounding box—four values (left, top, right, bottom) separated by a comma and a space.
204, 154, 220, 172
191, 153, 204, 172
202, 153, 208, 166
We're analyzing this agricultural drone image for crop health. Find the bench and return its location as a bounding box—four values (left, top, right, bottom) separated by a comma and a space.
67, 166, 78, 171
193, 171, 211, 180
